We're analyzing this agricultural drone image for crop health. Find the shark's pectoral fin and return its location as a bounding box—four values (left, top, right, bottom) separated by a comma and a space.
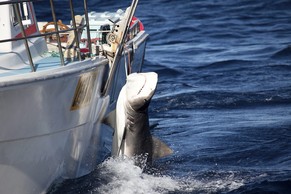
151, 136, 173, 159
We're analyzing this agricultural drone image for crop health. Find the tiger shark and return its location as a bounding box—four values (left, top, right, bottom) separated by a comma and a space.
110, 72, 172, 163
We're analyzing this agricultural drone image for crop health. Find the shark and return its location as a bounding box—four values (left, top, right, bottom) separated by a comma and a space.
110, 72, 173, 163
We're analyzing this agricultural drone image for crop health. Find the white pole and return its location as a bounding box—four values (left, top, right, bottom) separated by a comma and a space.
23, 2, 29, 20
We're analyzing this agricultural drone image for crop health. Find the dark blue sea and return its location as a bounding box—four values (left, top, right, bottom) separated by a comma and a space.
37, 0, 291, 193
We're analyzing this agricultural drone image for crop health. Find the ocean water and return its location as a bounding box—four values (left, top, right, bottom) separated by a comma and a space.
38, 0, 291, 193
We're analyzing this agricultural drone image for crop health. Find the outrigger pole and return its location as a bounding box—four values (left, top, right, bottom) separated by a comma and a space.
102, 0, 139, 96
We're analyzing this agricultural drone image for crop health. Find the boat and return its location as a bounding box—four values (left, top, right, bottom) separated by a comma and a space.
0, 0, 148, 193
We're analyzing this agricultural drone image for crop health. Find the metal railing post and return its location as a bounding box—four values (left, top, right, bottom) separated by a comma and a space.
14, 3, 36, 72
49, 0, 65, 66
83, 0, 92, 57
69, 0, 81, 61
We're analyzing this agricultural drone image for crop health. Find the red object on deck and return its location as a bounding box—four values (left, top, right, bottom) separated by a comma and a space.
131, 16, 144, 31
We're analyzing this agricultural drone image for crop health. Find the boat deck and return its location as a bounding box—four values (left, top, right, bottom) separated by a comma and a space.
0, 55, 68, 78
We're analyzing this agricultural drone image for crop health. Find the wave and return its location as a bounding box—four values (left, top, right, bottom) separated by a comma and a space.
164, 26, 200, 37
267, 63, 291, 71
271, 45, 291, 60
229, 179, 291, 194
143, 60, 183, 78
152, 88, 291, 110
196, 59, 257, 70
185, 53, 291, 72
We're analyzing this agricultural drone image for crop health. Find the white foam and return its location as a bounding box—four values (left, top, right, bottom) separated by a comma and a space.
93, 157, 246, 194
94, 157, 180, 194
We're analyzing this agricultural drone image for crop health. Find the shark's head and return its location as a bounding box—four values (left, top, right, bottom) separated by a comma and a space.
126, 72, 158, 111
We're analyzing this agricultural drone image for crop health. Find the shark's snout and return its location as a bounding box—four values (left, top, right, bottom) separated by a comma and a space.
126, 72, 158, 111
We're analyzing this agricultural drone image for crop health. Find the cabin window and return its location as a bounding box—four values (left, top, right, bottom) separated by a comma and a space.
11, 3, 32, 27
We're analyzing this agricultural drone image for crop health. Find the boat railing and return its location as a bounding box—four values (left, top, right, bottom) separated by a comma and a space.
0, 0, 92, 72
128, 20, 140, 40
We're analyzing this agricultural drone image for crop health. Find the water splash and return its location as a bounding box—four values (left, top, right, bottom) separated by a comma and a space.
91, 157, 248, 194
94, 157, 180, 194
48, 156, 269, 194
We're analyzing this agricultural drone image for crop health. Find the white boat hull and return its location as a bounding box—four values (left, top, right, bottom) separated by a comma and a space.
0, 29, 148, 193
0, 58, 108, 194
